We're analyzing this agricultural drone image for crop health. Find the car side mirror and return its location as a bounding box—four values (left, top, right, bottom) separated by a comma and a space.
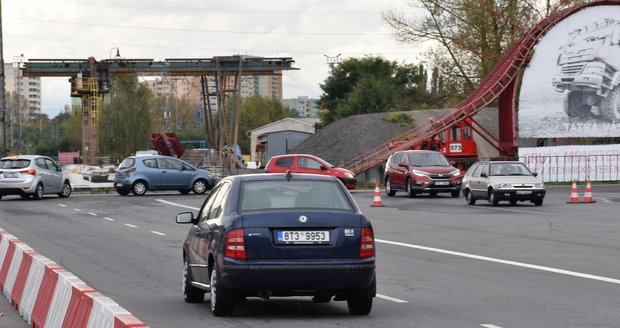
320, 165, 327, 170
176, 212, 195, 224
532, 172, 538, 177
398, 162, 408, 168
480, 172, 488, 178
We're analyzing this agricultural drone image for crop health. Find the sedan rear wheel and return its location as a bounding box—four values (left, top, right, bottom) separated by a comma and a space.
533, 199, 544, 206
509, 199, 518, 206
33, 184, 44, 200
182, 260, 204, 303
116, 188, 130, 196
132, 181, 147, 196
385, 178, 396, 197
192, 179, 208, 194
210, 266, 234, 316
347, 296, 373, 315
451, 190, 460, 198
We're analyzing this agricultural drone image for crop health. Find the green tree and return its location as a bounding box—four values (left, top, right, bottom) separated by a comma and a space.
319, 56, 433, 125
382, 0, 584, 102
99, 77, 153, 158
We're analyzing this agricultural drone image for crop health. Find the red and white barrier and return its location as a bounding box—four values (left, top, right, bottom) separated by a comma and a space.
0, 227, 149, 328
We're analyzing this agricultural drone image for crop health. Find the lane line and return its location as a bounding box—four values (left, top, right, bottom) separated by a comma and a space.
155, 199, 200, 211
151, 231, 166, 236
481, 325, 503, 328
59, 204, 67, 208
88, 212, 98, 216
102, 217, 115, 222
124, 224, 138, 228
376, 293, 408, 303
73, 208, 82, 212
376, 239, 620, 285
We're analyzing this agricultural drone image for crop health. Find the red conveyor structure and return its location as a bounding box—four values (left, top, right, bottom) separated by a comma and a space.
345, 0, 620, 175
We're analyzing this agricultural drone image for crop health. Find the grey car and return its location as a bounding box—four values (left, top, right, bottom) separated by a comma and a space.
461, 161, 546, 206
0, 155, 72, 200
114, 155, 215, 196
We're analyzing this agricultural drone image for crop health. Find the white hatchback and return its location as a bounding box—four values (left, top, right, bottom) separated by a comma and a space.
0, 155, 72, 200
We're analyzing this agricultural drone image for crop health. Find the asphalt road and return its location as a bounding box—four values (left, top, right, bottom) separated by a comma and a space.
1, 185, 619, 328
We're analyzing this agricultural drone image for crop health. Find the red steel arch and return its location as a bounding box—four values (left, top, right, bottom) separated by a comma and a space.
347, 0, 620, 174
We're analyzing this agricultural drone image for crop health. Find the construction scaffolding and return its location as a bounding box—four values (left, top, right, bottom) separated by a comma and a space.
22, 55, 297, 164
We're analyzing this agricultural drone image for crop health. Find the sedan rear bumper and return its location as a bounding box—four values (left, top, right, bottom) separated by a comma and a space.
219, 259, 375, 297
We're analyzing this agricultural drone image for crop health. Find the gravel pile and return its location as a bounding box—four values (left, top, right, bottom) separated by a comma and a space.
291, 108, 499, 164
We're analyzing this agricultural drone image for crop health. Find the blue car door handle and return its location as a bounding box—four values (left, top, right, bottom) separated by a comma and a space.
162, 170, 167, 173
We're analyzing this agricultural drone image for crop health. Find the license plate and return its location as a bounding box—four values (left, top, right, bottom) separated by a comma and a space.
435, 181, 449, 186
3, 172, 18, 178
276, 230, 330, 245
516, 190, 532, 195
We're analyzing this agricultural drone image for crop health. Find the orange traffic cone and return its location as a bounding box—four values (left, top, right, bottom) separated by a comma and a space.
567, 180, 580, 204
582, 179, 596, 203
371, 181, 385, 207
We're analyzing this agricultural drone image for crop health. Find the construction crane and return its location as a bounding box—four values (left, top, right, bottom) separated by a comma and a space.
21, 56, 298, 164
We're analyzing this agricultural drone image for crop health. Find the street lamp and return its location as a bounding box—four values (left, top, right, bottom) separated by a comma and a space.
108, 47, 120, 158
109, 47, 121, 60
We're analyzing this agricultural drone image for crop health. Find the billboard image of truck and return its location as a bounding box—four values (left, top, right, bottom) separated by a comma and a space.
518, 5, 620, 138
551, 18, 620, 122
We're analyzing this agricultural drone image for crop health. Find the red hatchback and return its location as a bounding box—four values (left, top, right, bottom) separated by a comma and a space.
384, 150, 462, 197
264, 154, 357, 189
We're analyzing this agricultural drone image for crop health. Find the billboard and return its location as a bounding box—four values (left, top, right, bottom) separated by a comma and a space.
519, 5, 620, 138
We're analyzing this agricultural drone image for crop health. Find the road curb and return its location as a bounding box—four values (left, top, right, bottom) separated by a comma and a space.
0, 227, 150, 328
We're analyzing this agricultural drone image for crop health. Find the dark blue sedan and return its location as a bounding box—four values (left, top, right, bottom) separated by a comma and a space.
176, 173, 376, 316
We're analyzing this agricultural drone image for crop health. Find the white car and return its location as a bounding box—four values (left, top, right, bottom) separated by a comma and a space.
461, 161, 545, 206
0, 155, 72, 200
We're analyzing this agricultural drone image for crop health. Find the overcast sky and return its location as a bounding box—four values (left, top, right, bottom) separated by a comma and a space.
2, 0, 424, 117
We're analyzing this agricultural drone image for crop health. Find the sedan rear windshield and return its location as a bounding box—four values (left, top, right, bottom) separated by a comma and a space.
0, 159, 31, 169
240, 180, 354, 212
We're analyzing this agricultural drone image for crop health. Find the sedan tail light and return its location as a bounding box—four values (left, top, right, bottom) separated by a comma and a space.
225, 228, 246, 260
20, 169, 36, 175
127, 167, 136, 173
359, 227, 375, 258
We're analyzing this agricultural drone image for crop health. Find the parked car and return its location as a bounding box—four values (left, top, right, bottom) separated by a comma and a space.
384, 150, 462, 197
82, 165, 110, 182
461, 161, 546, 206
113, 155, 215, 196
176, 173, 376, 316
264, 154, 357, 189
0, 155, 72, 200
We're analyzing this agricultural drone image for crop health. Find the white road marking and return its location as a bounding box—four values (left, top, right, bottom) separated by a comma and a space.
481, 325, 503, 328
376, 239, 620, 285
155, 199, 200, 211
73, 208, 82, 212
596, 197, 612, 203
376, 293, 408, 303
88, 212, 98, 216
102, 217, 115, 222
59, 204, 67, 208
124, 224, 138, 228
151, 231, 166, 236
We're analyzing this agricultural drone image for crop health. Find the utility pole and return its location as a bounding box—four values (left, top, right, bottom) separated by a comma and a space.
324, 54, 342, 71
0, 0, 6, 157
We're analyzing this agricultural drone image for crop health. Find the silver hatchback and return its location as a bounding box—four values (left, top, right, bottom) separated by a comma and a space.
461, 161, 545, 206
0, 155, 72, 200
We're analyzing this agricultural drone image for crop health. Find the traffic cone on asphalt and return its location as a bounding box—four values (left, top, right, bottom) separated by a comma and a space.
582, 179, 596, 203
567, 180, 580, 204
371, 181, 385, 207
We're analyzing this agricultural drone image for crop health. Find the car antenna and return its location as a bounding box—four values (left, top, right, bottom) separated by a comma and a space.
285, 170, 293, 181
